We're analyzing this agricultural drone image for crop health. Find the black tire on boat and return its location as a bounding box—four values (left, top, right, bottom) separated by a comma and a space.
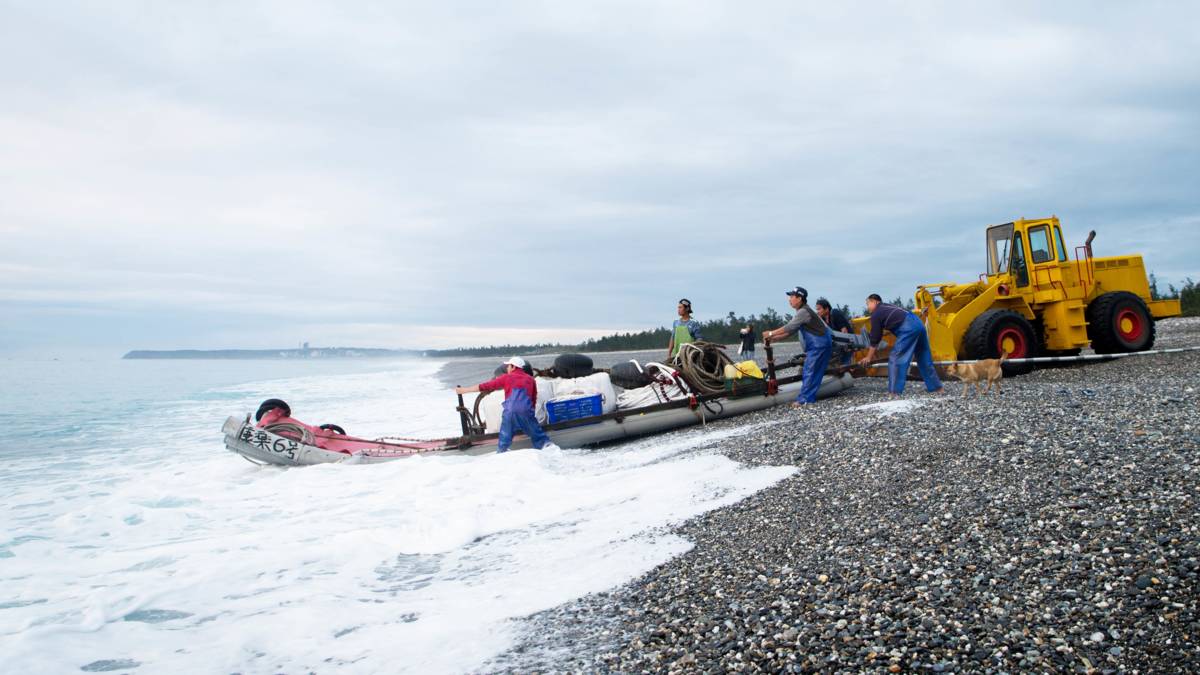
609, 361, 652, 389
554, 353, 594, 379
255, 398, 291, 422
319, 424, 346, 435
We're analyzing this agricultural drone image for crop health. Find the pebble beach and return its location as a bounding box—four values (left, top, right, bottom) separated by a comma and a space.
489, 317, 1200, 673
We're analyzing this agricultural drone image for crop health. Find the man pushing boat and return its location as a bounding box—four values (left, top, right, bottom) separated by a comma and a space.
762, 286, 833, 407
455, 357, 560, 453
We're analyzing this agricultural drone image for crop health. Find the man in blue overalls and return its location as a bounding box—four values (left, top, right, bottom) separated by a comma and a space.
763, 286, 833, 406
455, 357, 560, 453
857, 293, 944, 396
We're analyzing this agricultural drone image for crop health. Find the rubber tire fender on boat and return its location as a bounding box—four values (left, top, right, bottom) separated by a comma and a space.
609, 361, 653, 389
255, 398, 291, 422
1086, 291, 1155, 354
554, 353, 594, 379
963, 309, 1038, 375
319, 424, 346, 435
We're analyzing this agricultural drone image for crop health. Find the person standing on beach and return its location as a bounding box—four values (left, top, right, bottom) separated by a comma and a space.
762, 286, 832, 406
815, 298, 854, 365
857, 293, 943, 396
455, 357, 559, 453
737, 323, 756, 362
666, 298, 703, 359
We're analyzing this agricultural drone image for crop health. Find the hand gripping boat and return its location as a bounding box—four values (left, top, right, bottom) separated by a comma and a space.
222, 341, 856, 467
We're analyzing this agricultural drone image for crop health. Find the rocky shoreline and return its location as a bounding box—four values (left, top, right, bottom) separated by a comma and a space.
488, 317, 1200, 673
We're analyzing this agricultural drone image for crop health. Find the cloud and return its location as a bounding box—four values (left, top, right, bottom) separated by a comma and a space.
1, 1, 1198, 353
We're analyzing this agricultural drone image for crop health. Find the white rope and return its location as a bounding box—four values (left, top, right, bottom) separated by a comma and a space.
263, 422, 316, 445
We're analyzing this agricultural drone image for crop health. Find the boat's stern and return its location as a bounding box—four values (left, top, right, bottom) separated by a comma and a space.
222, 414, 344, 466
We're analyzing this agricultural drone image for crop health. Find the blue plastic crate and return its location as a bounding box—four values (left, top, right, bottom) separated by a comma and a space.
545, 393, 603, 425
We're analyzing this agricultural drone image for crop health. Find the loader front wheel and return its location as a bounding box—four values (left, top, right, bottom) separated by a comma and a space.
964, 309, 1037, 375
1087, 291, 1155, 354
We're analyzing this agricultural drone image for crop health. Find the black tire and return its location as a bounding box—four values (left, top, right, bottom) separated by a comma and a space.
964, 309, 1038, 375
554, 353, 594, 379
255, 398, 291, 422
1086, 291, 1155, 354
609, 361, 653, 389
319, 424, 346, 435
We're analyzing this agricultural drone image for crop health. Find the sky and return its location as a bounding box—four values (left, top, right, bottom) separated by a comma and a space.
2, 1, 1198, 355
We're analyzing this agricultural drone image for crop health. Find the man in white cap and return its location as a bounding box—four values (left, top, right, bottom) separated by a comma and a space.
455, 357, 558, 453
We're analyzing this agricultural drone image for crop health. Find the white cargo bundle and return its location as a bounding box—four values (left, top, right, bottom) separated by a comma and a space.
480, 372, 617, 433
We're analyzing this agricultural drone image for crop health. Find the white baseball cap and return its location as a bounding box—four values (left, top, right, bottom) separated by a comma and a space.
503, 356, 527, 369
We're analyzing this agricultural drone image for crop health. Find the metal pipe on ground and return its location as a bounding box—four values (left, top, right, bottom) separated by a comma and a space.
922, 345, 1200, 367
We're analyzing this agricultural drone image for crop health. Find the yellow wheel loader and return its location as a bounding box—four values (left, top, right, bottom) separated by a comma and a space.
905, 216, 1181, 373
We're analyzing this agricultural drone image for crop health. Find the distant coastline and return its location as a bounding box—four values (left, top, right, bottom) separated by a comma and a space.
121, 306, 822, 360
122, 348, 418, 360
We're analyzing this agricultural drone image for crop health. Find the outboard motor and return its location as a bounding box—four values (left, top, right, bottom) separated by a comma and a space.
829, 328, 871, 365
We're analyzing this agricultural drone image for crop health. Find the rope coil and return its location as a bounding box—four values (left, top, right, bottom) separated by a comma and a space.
671, 341, 736, 395
263, 422, 316, 445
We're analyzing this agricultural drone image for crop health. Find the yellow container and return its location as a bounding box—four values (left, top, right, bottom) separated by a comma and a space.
724, 360, 763, 379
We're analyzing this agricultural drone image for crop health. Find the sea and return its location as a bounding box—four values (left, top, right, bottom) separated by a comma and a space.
0, 352, 796, 674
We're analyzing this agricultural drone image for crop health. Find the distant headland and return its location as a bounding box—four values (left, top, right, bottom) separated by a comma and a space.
121, 304, 865, 360
123, 347, 419, 360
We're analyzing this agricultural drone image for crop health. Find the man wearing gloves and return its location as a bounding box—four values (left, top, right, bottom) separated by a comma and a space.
455, 357, 560, 453
762, 286, 832, 406
858, 293, 944, 396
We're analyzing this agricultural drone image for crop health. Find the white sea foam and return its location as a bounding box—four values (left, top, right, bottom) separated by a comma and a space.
0, 359, 794, 673
851, 398, 938, 416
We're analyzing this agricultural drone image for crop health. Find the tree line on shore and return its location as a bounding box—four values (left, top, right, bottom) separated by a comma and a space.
427, 277, 1198, 358
424, 302, 868, 358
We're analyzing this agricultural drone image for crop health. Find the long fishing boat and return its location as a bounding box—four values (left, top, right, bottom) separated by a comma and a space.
222, 338, 864, 467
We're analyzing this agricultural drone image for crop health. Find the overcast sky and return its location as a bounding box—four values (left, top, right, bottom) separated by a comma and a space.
2, 1, 1197, 355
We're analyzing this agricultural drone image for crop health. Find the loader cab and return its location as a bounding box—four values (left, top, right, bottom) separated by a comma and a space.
986, 219, 1069, 290
1028, 222, 1068, 264
986, 222, 1028, 286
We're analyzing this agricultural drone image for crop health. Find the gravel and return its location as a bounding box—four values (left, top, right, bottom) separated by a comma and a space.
485, 317, 1200, 674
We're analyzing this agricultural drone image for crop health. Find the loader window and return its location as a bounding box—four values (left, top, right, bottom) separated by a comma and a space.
986, 223, 1015, 275
1011, 235, 1029, 287
1054, 226, 1068, 262
1028, 225, 1052, 264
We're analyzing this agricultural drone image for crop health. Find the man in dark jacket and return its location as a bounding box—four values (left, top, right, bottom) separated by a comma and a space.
737, 323, 756, 361
815, 298, 854, 366
858, 294, 943, 396
456, 357, 559, 453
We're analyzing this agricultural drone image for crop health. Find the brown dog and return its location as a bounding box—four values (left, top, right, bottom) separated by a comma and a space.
946, 353, 1007, 397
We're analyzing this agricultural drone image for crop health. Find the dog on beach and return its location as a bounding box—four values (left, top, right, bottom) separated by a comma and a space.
945, 352, 1007, 397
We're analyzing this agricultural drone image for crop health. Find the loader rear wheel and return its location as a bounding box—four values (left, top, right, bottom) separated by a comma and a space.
964, 309, 1037, 375
1086, 291, 1155, 353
